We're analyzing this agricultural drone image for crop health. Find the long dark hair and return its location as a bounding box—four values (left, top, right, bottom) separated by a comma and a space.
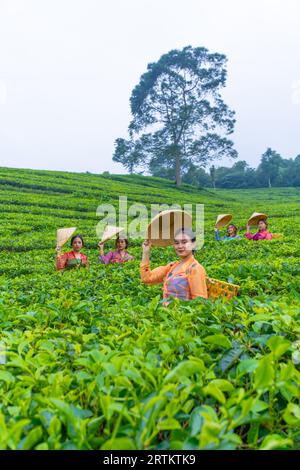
70, 234, 84, 247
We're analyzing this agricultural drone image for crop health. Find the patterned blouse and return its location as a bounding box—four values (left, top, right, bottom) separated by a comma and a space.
245, 230, 273, 240
140, 255, 208, 303
100, 250, 134, 264
56, 251, 89, 270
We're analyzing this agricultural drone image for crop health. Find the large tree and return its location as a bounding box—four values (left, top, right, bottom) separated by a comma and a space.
256, 148, 284, 188
113, 46, 237, 186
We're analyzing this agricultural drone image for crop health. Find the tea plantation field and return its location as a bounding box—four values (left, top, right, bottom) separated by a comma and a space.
0, 166, 299, 450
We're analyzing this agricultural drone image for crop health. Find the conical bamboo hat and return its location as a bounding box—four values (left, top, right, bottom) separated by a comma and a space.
248, 212, 267, 226
147, 210, 192, 247
57, 227, 77, 247
215, 214, 232, 229
101, 225, 125, 243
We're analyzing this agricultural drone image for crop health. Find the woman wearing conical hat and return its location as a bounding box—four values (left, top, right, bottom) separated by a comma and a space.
245, 213, 273, 240
215, 224, 241, 241
98, 225, 134, 264
214, 214, 241, 242
56, 234, 89, 270
141, 228, 208, 304
99, 236, 134, 264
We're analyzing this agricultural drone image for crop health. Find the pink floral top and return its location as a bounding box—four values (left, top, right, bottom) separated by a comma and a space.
245, 230, 273, 240
100, 250, 134, 264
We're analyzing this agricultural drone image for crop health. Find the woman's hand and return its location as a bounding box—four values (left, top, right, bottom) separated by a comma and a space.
98, 241, 104, 254
246, 224, 251, 233
56, 244, 62, 254
142, 240, 151, 263
142, 240, 151, 254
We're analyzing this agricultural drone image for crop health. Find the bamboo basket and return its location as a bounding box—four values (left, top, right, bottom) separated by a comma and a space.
206, 277, 240, 300
271, 233, 283, 239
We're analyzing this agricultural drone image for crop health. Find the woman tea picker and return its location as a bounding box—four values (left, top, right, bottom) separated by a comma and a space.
214, 214, 241, 242
56, 234, 88, 270
141, 227, 208, 304
245, 212, 273, 240
98, 225, 134, 264
99, 236, 134, 264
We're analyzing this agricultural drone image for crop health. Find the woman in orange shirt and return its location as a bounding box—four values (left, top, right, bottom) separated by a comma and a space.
140, 228, 207, 304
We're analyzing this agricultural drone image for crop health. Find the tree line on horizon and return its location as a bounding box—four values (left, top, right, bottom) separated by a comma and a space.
152, 148, 300, 189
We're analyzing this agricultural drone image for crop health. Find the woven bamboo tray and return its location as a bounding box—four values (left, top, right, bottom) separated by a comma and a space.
206, 277, 240, 300
272, 233, 283, 239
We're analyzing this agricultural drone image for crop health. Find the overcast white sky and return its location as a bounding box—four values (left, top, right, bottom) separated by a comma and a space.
0, 0, 299, 174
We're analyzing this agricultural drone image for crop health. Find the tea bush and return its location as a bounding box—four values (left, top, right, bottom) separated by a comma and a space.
0, 167, 299, 450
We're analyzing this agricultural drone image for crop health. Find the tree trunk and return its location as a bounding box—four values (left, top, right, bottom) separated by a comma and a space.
175, 155, 181, 187
268, 176, 271, 188
210, 165, 216, 190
